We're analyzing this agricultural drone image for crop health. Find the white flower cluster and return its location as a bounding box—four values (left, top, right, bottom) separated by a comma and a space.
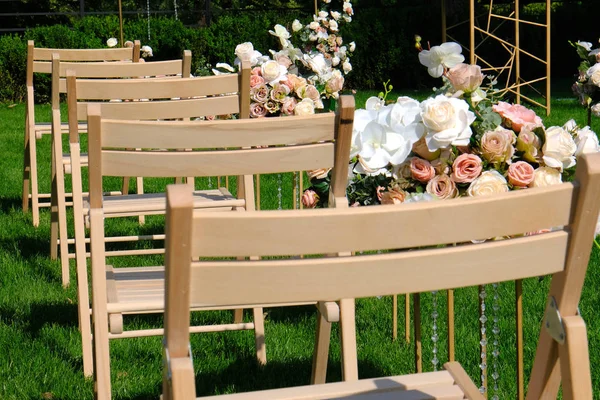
106, 38, 153, 58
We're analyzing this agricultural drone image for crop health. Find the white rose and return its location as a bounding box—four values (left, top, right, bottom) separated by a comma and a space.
349, 41, 356, 52
342, 60, 352, 74
235, 42, 257, 63
292, 19, 303, 32
106, 37, 118, 47
529, 167, 562, 188
587, 64, 600, 86
295, 98, 315, 116
592, 103, 600, 117
261, 60, 287, 85
309, 21, 320, 30
332, 56, 340, 67
343, 15, 352, 22
141, 45, 153, 57
574, 126, 600, 155
467, 170, 509, 197
331, 11, 341, 20
420, 95, 476, 151
318, 11, 328, 19
269, 24, 291, 47
304, 53, 331, 77
542, 126, 577, 171
329, 20, 339, 32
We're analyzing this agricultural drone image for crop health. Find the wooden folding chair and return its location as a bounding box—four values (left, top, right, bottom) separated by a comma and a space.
160, 152, 600, 400
88, 95, 355, 399
23, 40, 141, 227
50, 51, 192, 287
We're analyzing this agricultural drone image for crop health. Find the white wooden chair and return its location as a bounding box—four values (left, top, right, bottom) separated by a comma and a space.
22, 40, 141, 227
86, 95, 355, 396
49, 51, 192, 287
160, 152, 600, 400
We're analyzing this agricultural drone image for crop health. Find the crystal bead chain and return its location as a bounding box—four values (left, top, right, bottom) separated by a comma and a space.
277, 173, 283, 210
479, 285, 487, 395
208, 177, 212, 189
173, 0, 178, 20
431, 290, 439, 371
295, 172, 300, 209
491, 283, 500, 400
146, 0, 151, 41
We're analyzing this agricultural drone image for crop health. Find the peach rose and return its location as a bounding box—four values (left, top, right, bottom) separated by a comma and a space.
412, 136, 441, 161
426, 174, 458, 200
249, 102, 267, 118
280, 97, 297, 115
451, 153, 482, 183
410, 157, 435, 183
307, 168, 331, 179
251, 66, 262, 76
380, 186, 406, 205
250, 74, 265, 88
447, 63, 484, 92
492, 101, 543, 133
507, 161, 535, 188
480, 127, 516, 164
301, 190, 320, 208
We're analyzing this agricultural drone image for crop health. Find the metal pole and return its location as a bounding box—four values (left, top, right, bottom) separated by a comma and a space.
314, 0, 318, 15
79, 0, 85, 18
441, 0, 447, 43
515, 0, 521, 105
546, 0, 551, 115
470, 0, 475, 64
118, 0, 124, 47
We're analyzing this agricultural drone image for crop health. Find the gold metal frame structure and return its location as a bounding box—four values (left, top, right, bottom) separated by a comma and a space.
443, 0, 551, 116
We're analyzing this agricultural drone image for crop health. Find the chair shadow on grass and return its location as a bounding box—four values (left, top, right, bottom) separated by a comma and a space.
0, 196, 22, 213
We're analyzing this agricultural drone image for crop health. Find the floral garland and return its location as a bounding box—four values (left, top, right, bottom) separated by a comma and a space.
212, 0, 355, 117
572, 39, 600, 125
302, 41, 600, 209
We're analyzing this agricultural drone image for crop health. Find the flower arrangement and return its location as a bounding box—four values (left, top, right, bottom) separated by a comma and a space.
212, 0, 355, 117
571, 40, 600, 125
303, 41, 600, 209
106, 37, 153, 58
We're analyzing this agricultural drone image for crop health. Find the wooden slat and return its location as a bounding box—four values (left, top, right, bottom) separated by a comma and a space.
61, 59, 182, 77
101, 144, 335, 178
33, 47, 134, 61
191, 183, 574, 257
100, 113, 335, 148
74, 75, 239, 100
189, 232, 568, 306
198, 371, 461, 400
444, 362, 485, 400
75, 96, 240, 120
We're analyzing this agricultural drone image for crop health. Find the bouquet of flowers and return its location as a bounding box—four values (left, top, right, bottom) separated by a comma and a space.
571, 40, 600, 126
302, 41, 600, 209
212, 0, 355, 117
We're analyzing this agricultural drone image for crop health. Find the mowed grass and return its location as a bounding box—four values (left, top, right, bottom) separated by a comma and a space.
1, 92, 600, 400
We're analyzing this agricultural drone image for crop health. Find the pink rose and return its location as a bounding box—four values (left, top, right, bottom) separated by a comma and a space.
451, 153, 482, 183
251, 67, 262, 76
249, 102, 267, 118
380, 186, 406, 205
280, 97, 297, 115
301, 190, 320, 208
492, 101, 543, 133
507, 161, 535, 187
250, 75, 265, 88
446, 63, 484, 92
410, 157, 435, 183
426, 174, 458, 200
251, 84, 269, 103
480, 127, 516, 164
376, 186, 385, 202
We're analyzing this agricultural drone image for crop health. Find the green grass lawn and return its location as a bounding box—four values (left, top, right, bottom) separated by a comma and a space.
1, 94, 600, 399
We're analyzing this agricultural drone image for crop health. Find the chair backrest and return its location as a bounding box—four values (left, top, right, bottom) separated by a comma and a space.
27, 40, 141, 88
86, 94, 354, 210
162, 152, 600, 397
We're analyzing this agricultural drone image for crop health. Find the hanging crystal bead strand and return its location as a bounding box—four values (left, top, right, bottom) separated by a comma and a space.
295, 172, 300, 209
208, 177, 212, 189
479, 285, 488, 395
490, 283, 500, 400
431, 291, 439, 371
146, 0, 151, 41
277, 173, 283, 210
173, 0, 178, 20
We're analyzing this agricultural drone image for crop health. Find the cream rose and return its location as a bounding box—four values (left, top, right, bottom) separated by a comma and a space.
292, 19, 303, 32
420, 95, 476, 151
542, 126, 577, 171
467, 170, 509, 196
106, 37, 118, 47
235, 42, 256, 62
529, 167, 562, 187
587, 64, 600, 87
294, 98, 315, 116
412, 136, 441, 161
447, 63, 484, 92
261, 60, 287, 84
574, 125, 600, 155
480, 127, 516, 164
426, 174, 458, 199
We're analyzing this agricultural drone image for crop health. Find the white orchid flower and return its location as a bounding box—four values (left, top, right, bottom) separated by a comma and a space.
292, 19, 303, 32
418, 42, 464, 78
211, 63, 236, 75
269, 24, 291, 48
106, 38, 118, 47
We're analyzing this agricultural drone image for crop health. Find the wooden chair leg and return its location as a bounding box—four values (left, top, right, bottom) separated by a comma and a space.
121, 177, 130, 195
339, 298, 358, 382
233, 309, 243, 324
525, 326, 561, 400
311, 307, 332, 385
392, 295, 398, 341
29, 128, 40, 226
22, 118, 31, 212
136, 176, 145, 225
252, 307, 266, 365
559, 315, 593, 400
